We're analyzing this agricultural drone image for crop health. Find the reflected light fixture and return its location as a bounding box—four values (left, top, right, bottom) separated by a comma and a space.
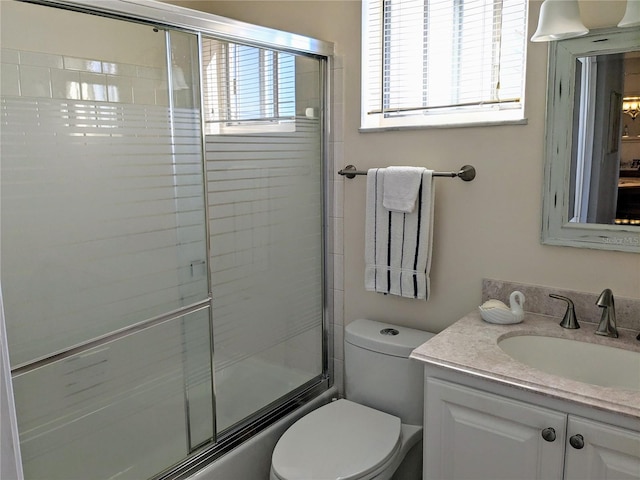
531, 0, 589, 42
618, 0, 640, 27
623, 97, 640, 120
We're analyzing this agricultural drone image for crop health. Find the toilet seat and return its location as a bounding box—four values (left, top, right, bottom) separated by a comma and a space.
271, 399, 402, 480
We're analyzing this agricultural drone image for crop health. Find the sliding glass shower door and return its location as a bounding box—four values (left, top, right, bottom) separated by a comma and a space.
1, 1, 327, 478
202, 38, 325, 433
1, 2, 212, 478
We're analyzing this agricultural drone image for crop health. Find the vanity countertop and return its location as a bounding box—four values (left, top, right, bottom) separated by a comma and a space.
410, 311, 640, 419
619, 177, 640, 188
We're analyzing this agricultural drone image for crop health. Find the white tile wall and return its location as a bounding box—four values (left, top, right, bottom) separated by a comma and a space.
1, 42, 344, 397
1, 24, 338, 476
107, 75, 133, 103
1, 98, 207, 365
63, 56, 102, 73
1, 48, 19, 65
330, 57, 345, 394
50, 68, 80, 99
102, 61, 137, 77
79, 72, 107, 101
1, 48, 168, 106
19, 65, 51, 97
1, 64, 20, 96
20, 51, 63, 69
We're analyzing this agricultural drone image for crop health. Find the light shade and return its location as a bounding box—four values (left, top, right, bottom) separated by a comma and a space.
619, 0, 640, 28
531, 0, 589, 42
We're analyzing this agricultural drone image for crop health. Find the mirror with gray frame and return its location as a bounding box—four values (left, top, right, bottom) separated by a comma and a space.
542, 27, 640, 253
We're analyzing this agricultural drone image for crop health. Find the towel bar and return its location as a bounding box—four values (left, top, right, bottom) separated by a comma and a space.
338, 164, 476, 181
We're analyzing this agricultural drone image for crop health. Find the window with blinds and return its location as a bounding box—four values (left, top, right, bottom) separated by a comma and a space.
202, 38, 296, 134
362, 0, 528, 129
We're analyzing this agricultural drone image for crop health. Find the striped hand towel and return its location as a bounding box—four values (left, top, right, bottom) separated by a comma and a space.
364, 168, 435, 300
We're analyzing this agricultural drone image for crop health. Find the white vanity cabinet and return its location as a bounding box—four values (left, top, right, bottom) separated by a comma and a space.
425, 378, 566, 479
565, 416, 640, 480
424, 378, 640, 480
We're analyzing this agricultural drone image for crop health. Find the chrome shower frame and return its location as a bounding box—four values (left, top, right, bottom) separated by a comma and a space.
11, 0, 335, 477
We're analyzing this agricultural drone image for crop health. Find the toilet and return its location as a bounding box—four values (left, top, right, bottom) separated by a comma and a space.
270, 319, 434, 480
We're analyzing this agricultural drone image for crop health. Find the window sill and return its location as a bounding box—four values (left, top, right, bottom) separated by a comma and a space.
359, 117, 528, 133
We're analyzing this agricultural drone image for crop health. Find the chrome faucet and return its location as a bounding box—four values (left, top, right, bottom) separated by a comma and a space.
549, 294, 579, 329
595, 289, 618, 338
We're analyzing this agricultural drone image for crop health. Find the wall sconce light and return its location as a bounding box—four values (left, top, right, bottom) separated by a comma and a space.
531, 0, 589, 42
618, 0, 640, 27
532, 0, 639, 43
623, 97, 640, 120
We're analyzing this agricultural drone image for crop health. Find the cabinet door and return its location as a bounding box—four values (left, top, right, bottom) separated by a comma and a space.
565, 416, 640, 480
425, 378, 566, 480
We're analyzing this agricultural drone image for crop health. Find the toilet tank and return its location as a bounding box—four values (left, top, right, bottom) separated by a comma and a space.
344, 319, 434, 426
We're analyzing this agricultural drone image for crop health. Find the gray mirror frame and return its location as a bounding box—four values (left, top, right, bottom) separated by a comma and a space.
541, 27, 640, 253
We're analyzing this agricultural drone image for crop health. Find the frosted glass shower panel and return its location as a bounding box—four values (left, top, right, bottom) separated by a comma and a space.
170, 30, 201, 110
0, 2, 208, 366
2, 1, 330, 478
204, 43, 325, 432
202, 38, 296, 134
12, 308, 213, 480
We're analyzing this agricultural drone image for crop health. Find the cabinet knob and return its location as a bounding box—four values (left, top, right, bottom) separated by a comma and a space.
569, 434, 585, 449
541, 427, 556, 442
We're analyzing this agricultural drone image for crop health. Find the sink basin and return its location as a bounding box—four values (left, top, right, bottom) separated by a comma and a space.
498, 335, 640, 391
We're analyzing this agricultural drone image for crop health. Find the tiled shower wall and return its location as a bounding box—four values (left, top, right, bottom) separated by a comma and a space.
0, 39, 215, 480
1, 47, 168, 105
2, 2, 338, 476
330, 55, 345, 394
1, 45, 343, 390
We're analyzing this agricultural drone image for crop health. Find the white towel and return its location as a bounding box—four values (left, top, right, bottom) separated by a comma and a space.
383, 166, 426, 213
365, 168, 435, 300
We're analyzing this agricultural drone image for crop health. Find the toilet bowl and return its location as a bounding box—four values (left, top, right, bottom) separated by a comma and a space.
269, 319, 433, 480
270, 399, 423, 480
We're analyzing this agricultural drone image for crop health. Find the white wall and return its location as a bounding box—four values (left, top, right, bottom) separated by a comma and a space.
167, 0, 640, 336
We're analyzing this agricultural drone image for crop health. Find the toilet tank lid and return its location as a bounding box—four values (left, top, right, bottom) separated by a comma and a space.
345, 319, 435, 357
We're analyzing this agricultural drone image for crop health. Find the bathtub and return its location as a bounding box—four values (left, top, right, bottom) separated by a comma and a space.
187, 387, 338, 480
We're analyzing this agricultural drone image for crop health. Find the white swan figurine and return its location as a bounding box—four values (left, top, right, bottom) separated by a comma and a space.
478, 291, 525, 324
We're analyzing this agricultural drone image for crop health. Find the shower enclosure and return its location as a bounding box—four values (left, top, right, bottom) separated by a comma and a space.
0, 1, 332, 478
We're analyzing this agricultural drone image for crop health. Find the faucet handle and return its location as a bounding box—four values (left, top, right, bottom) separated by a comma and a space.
595, 288, 618, 338
549, 294, 580, 329
596, 288, 614, 307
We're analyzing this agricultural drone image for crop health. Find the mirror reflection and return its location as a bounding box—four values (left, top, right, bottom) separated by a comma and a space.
570, 51, 640, 226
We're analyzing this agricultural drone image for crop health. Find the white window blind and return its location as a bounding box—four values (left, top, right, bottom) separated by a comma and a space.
202, 38, 296, 134
362, 0, 528, 129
